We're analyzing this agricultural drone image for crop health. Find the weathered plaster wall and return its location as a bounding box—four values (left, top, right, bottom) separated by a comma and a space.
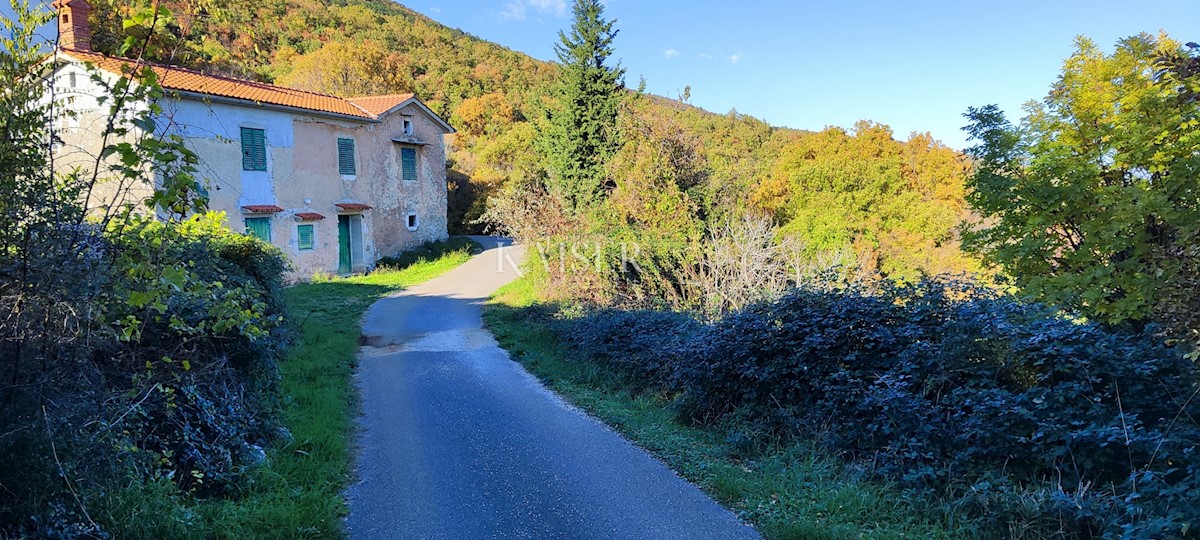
163, 97, 450, 280
358, 102, 450, 260
166, 99, 293, 208
52, 55, 451, 281
48, 61, 154, 214
286, 115, 374, 276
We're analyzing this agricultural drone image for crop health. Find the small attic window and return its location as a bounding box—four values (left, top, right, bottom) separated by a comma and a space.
62, 14, 68, 23
403, 117, 414, 136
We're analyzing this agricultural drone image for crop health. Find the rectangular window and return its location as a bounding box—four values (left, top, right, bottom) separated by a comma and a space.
245, 217, 271, 242
241, 127, 267, 171
297, 224, 315, 251
401, 147, 417, 182
337, 137, 356, 176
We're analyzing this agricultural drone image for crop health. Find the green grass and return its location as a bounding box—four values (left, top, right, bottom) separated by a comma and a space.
484, 276, 976, 540
375, 236, 482, 271
98, 239, 480, 539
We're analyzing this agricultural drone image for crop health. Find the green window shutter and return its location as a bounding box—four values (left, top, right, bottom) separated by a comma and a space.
401, 147, 417, 182
241, 127, 267, 171
244, 217, 271, 242
297, 224, 315, 251
337, 138, 356, 175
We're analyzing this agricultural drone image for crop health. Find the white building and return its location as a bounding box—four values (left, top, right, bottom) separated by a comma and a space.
48, 0, 456, 278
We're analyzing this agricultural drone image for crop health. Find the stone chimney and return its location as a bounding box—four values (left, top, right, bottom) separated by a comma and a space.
51, 0, 93, 52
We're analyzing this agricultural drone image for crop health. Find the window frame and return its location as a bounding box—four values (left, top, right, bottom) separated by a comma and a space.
240, 127, 267, 172
337, 137, 357, 177
244, 216, 272, 242
297, 223, 316, 251
406, 212, 419, 231
400, 146, 418, 182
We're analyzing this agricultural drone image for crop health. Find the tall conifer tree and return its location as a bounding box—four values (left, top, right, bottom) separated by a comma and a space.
541, 0, 625, 215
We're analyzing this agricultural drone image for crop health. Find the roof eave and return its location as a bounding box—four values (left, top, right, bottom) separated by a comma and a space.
170, 90, 379, 124
47, 49, 118, 80
54, 49, 384, 125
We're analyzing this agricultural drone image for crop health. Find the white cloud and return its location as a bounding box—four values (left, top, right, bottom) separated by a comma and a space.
428, 6, 442, 13
528, 0, 567, 15
499, 0, 567, 21
663, 48, 680, 59
699, 51, 743, 64
499, 3, 525, 20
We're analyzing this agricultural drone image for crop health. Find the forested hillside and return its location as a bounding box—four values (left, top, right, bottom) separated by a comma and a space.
86, 0, 978, 285
484, 8, 1200, 536
23, 0, 1197, 537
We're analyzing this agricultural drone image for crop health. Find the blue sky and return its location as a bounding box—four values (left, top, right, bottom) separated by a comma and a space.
410, 0, 1200, 149
6, 0, 1198, 148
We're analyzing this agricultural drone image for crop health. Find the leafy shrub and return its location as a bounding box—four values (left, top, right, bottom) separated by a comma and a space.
93, 214, 287, 495
565, 308, 700, 389
559, 279, 1200, 537
1, 213, 289, 536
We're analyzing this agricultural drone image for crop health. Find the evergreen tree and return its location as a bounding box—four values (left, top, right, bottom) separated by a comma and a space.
540, 0, 625, 215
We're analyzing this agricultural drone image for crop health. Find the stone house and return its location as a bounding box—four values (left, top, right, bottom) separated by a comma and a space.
47, 0, 455, 279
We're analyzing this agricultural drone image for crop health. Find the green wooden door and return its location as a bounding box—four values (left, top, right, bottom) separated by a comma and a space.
338, 215, 352, 274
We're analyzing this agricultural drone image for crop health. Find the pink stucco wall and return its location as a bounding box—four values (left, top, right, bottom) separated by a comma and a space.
177, 99, 451, 280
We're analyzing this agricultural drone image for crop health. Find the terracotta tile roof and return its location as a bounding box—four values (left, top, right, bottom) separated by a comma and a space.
346, 94, 415, 117
294, 212, 326, 221
59, 49, 378, 120
335, 202, 373, 211
241, 204, 284, 213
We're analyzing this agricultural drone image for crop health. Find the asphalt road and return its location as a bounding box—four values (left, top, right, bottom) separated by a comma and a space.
345, 236, 760, 540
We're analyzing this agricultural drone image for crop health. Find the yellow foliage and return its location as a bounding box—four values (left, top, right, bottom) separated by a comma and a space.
277, 40, 414, 97
762, 123, 981, 282
453, 93, 515, 138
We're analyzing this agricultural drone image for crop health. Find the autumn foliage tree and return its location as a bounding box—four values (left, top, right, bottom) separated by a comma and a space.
753, 122, 977, 283
963, 34, 1200, 346
277, 40, 415, 97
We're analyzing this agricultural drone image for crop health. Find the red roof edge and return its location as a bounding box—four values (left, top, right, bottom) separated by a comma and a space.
335, 202, 373, 211
294, 212, 327, 222
242, 204, 284, 214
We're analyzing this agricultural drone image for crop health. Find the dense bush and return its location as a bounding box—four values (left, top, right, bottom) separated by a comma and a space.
99, 215, 287, 493
0, 213, 289, 536
568, 308, 701, 389
560, 281, 1200, 537
1, 8, 290, 534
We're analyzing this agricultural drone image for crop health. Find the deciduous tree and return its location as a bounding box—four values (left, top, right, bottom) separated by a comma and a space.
962, 34, 1200, 338
754, 122, 976, 283
277, 40, 414, 97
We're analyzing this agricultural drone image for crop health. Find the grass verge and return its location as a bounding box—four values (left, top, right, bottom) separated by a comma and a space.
101, 238, 480, 539
484, 276, 974, 540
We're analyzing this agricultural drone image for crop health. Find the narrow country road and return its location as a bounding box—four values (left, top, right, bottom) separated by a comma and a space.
345, 236, 760, 540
